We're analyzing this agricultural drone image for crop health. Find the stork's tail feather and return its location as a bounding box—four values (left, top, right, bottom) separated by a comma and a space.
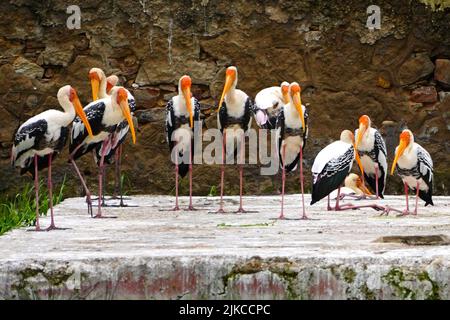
419, 190, 433, 206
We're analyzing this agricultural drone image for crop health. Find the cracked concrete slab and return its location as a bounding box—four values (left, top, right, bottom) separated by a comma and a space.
0, 194, 449, 299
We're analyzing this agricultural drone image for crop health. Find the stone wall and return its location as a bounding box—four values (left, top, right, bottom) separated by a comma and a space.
1, 0, 449, 197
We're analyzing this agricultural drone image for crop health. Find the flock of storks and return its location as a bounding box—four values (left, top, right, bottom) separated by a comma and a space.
11, 66, 434, 231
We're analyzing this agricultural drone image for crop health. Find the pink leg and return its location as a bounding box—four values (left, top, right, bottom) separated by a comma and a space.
414, 181, 420, 215
112, 146, 120, 199
33, 154, 42, 231
278, 145, 286, 219
172, 144, 180, 211
95, 138, 115, 218
216, 131, 226, 213
327, 195, 332, 211
299, 146, 307, 219
187, 142, 196, 211
69, 145, 93, 217
335, 186, 385, 212
375, 164, 380, 199
236, 133, 247, 213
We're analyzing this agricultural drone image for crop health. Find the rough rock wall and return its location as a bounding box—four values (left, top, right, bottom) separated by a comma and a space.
0, 0, 449, 198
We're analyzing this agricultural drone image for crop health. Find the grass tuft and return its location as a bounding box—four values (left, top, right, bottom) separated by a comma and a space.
0, 176, 66, 236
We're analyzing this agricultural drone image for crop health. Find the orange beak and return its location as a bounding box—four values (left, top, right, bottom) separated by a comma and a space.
89, 73, 100, 101
71, 89, 93, 137
117, 89, 136, 144
356, 176, 372, 195
182, 86, 193, 128
292, 91, 306, 133
391, 139, 408, 175
217, 71, 235, 113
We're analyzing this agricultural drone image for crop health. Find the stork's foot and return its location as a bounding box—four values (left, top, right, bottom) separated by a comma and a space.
214, 208, 226, 214
171, 205, 180, 211
28, 226, 45, 232
93, 213, 117, 219
300, 214, 310, 220
278, 214, 285, 220
186, 205, 197, 211
46, 225, 68, 231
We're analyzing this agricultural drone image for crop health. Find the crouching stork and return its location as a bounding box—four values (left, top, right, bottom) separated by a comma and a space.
311, 130, 384, 211
11, 85, 93, 230
69, 86, 136, 218
387, 129, 433, 216
165, 75, 201, 211
254, 82, 290, 129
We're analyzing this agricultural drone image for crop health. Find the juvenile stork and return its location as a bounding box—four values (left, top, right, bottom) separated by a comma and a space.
329, 173, 372, 200
388, 129, 433, 216
11, 85, 93, 230
165, 75, 201, 210
355, 115, 387, 198
275, 82, 308, 219
311, 130, 383, 211
254, 82, 290, 129
216, 66, 253, 213
92, 73, 136, 206
69, 86, 136, 218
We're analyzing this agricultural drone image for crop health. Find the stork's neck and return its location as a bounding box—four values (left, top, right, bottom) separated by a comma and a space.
98, 76, 108, 99
286, 102, 301, 117
59, 98, 76, 124
225, 83, 237, 104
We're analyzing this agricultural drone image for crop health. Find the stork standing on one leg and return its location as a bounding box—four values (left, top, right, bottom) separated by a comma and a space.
387, 129, 433, 216
69, 86, 136, 218
254, 82, 290, 129
11, 85, 93, 230
355, 115, 387, 199
165, 75, 201, 211
311, 130, 384, 211
215, 66, 254, 213
275, 82, 308, 219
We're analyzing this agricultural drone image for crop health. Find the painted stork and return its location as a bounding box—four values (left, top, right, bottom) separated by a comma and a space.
92, 72, 137, 206
387, 129, 433, 216
275, 82, 308, 219
254, 82, 290, 129
216, 66, 254, 213
165, 75, 201, 211
311, 130, 384, 211
11, 85, 93, 230
329, 173, 372, 200
355, 115, 387, 198
69, 86, 136, 218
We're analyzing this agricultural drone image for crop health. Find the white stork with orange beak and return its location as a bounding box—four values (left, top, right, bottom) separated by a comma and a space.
69, 86, 136, 218
91, 72, 137, 206
275, 82, 308, 219
355, 115, 387, 199
215, 66, 254, 213
387, 129, 433, 216
165, 75, 201, 211
11, 85, 93, 230
254, 82, 290, 129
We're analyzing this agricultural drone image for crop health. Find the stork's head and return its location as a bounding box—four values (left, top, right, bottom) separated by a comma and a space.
340, 129, 354, 144
345, 173, 372, 195
217, 66, 238, 113
58, 85, 93, 137
89, 68, 106, 101
179, 75, 193, 128
111, 86, 136, 144
280, 81, 290, 104
289, 82, 305, 132
391, 129, 413, 175
355, 115, 371, 148
106, 75, 119, 94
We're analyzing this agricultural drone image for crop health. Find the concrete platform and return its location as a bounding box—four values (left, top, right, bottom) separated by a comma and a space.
0, 194, 449, 300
